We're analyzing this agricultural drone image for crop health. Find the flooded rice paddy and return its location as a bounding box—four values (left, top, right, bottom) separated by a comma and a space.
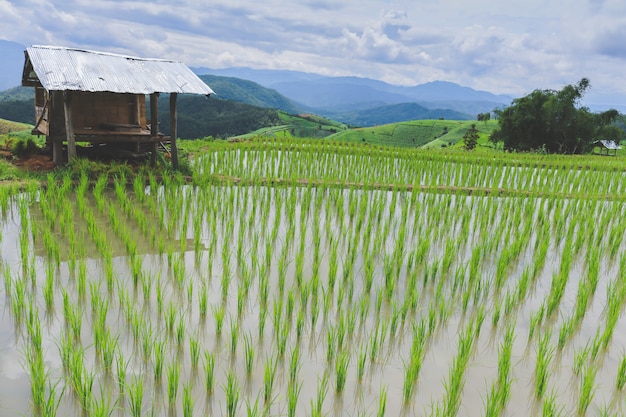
1, 151, 626, 416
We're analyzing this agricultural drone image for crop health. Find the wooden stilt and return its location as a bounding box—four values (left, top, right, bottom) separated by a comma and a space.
151, 142, 158, 165
150, 93, 159, 138
52, 138, 62, 165
170, 93, 179, 170
150, 93, 160, 166
63, 91, 76, 162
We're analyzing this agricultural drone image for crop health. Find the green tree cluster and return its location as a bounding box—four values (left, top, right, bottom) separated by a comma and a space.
477, 112, 491, 123
490, 78, 619, 154
463, 124, 479, 150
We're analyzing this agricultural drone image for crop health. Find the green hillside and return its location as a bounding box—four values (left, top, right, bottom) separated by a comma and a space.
231, 112, 349, 140
330, 102, 471, 127
326, 119, 498, 148
198, 75, 301, 113
0, 118, 31, 134
0, 86, 32, 102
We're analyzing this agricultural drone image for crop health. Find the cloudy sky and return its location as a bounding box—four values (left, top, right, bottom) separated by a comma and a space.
2, 0, 626, 105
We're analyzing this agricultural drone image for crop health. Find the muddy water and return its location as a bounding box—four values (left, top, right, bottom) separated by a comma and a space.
1, 186, 625, 417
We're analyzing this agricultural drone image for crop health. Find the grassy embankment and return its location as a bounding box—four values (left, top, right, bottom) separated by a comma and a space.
233, 116, 499, 149
326, 119, 498, 148
231, 112, 349, 140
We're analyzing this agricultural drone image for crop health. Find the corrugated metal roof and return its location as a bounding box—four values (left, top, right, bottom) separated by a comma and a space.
24, 45, 214, 95
594, 140, 622, 150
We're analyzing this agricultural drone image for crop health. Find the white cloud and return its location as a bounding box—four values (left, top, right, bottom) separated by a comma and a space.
1, 0, 626, 104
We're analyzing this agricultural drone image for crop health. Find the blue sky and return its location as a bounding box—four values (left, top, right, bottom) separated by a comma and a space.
2, 0, 626, 106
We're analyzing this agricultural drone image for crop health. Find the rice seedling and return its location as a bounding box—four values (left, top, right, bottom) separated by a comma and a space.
535, 331, 553, 399
277, 323, 289, 357
310, 293, 320, 328
99, 329, 117, 372
154, 339, 166, 382
528, 305, 545, 342
128, 377, 144, 417
541, 390, 565, 417
596, 403, 617, 417
616, 353, 626, 390
89, 387, 115, 417
189, 334, 200, 371
43, 266, 55, 310
214, 304, 225, 337
258, 303, 267, 339
141, 326, 153, 362
335, 350, 350, 393
11, 275, 26, 324
199, 283, 208, 317
115, 349, 129, 396
295, 308, 305, 341
498, 324, 514, 386
589, 330, 604, 362
377, 386, 387, 417
244, 394, 263, 417
243, 333, 255, 376
236, 281, 246, 318
557, 320, 574, 351
230, 320, 239, 355
224, 371, 241, 417
39, 379, 65, 417
204, 351, 215, 395
74, 367, 95, 414
287, 380, 302, 417
357, 346, 367, 381
165, 302, 176, 334
578, 364, 597, 416
25, 342, 46, 412
403, 320, 427, 403
167, 361, 180, 408
310, 373, 328, 417
600, 277, 626, 349
183, 383, 194, 417
263, 355, 277, 403
438, 321, 476, 417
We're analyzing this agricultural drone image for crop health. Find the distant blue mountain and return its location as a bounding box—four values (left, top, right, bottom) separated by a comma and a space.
193, 67, 513, 117
328, 102, 472, 127
191, 67, 325, 87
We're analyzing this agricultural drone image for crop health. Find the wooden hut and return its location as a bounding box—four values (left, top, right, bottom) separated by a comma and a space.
21, 45, 214, 166
592, 139, 622, 156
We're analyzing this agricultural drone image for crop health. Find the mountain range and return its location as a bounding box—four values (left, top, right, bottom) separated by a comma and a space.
1, 40, 514, 126
193, 67, 513, 120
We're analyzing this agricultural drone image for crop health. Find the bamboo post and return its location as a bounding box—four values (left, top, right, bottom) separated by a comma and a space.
150, 93, 159, 137
170, 93, 179, 170
63, 91, 76, 161
150, 93, 159, 165
51, 136, 62, 165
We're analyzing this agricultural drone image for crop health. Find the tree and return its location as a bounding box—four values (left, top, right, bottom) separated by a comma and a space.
598, 125, 624, 144
463, 124, 479, 150
489, 78, 619, 154
477, 112, 491, 124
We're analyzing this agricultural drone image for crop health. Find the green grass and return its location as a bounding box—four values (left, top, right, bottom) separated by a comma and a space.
325, 119, 498, 148
227, 117, 497, 148
230, 111, 349, 140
